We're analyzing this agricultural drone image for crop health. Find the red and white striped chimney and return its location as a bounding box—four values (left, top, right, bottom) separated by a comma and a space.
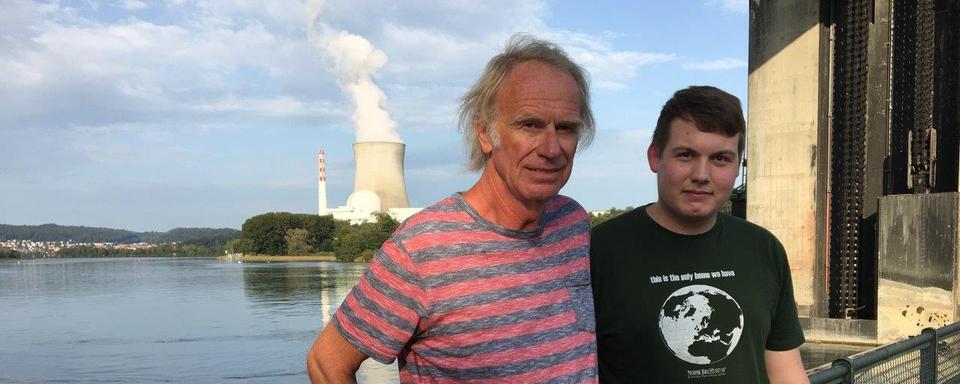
318, 148, 328, 215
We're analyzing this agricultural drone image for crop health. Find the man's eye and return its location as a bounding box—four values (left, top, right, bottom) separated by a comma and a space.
677, 152, 692, 159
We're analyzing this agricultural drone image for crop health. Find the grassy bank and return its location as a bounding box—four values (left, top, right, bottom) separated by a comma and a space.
220, 253, 337, 262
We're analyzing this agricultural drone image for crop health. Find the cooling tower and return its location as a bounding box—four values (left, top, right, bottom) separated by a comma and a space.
351, 142, 409, 209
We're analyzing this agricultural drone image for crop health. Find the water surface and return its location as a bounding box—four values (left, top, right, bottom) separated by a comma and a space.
0, 257, 398, 383
0, 257, 869, 382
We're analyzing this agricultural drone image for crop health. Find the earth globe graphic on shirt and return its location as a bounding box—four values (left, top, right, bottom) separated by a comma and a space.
658, 284, 744, 365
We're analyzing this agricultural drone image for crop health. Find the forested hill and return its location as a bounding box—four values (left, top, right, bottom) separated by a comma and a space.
0, 224, 240, 245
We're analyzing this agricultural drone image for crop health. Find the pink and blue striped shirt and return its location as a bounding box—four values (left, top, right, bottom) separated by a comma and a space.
332, 193, 597, 383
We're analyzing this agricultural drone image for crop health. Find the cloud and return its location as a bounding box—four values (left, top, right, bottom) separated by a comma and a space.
121, 0, 148, 10
0, 2, 338, 133
0, 0, 689, 229
539, 31, 675, 91
683, 57, 747, 71
192, 95, 346, 118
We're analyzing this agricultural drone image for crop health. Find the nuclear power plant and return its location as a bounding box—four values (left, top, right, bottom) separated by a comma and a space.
351, 142, 410, 210
318, 142, 421, 225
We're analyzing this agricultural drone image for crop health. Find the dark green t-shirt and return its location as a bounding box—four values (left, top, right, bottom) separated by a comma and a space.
590, 206, 805, 383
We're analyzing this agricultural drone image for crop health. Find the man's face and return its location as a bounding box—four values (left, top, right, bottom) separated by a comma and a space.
479, 61, 582, 205
648, 117, 740, 223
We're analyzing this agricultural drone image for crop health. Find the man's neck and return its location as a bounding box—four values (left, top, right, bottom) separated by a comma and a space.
645, 202, 717, 235
462, 168, 545, 232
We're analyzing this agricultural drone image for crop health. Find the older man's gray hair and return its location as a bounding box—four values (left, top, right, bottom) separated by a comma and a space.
458, 34, 595, 171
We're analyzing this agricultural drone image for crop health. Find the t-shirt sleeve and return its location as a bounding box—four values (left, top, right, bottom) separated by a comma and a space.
331, 238, 427, 364
765, 239, 806, 351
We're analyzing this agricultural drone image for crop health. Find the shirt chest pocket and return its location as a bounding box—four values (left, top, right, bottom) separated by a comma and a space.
566, 281, 596, 333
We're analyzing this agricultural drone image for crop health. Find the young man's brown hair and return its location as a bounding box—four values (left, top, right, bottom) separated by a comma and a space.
651, 85, 746, 157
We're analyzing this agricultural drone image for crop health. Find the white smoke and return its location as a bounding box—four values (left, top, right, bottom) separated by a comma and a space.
307, 0, 402, 143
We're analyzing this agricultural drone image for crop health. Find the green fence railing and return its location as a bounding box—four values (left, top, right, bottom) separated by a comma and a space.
808, 321, 960, 384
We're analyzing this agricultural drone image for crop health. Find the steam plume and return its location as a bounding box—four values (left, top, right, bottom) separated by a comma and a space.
307, 0, 401, 143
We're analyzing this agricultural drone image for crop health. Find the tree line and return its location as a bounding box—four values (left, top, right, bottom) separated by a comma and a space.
56, 244, 222, 258
2, 206, 664, 261
226, 212, 399, 263
230, 209, 634, 262
0, 223, 240, 244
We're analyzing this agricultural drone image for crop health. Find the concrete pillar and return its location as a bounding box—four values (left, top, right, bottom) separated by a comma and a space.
747, 1, 827, 317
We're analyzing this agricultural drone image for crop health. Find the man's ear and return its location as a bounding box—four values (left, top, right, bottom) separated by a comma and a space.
647, 144, 661, 173
477, 120, 494, 154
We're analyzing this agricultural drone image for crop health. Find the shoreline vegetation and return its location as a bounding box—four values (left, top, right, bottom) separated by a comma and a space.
219, 253, 336, 262
2, 204, 658, 262
226, 212, 398, 263
0, 212, 401, 263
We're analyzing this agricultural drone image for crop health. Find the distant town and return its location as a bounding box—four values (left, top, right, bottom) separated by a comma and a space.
0, 239, 158, 257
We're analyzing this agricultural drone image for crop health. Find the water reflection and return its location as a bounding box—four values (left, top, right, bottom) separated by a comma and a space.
801, 342, 873, 370
0, 258, 399, 384
242, 262, 363, 321
240, 261, 398, 382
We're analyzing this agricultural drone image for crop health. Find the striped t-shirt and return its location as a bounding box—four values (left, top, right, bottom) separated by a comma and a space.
332, 193, 598, 383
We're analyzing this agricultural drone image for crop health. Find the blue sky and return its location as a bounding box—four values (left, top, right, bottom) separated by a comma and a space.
0, 0, 748, 231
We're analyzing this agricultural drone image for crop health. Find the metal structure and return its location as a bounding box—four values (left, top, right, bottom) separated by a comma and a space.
748, 0, 960, 342
829, 0, 871, 319
825, 0, 960, 321
808, 321, 960, 383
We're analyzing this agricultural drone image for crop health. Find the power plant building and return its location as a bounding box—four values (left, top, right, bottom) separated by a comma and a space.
319, 142, 422, 225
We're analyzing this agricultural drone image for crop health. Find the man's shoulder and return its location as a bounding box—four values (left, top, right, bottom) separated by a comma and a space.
592, 206, 644, 236
718, 214, 789, 267
544, 194, 589, 221
546, 194, 584, 211
393, 195, 465, 233
719, 213, 780, 243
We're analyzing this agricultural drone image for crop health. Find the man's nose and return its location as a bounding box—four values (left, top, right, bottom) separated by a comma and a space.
538, 126, 562, 158
691, 159, 709, 183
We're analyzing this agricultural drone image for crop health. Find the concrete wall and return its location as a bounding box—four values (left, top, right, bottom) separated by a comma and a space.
747, 1, 825, 317
877, 193, 959, 343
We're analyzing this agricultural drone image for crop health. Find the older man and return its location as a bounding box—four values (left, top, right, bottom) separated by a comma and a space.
307, 35, 598, 383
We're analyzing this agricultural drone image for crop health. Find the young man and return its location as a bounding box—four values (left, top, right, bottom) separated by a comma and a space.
307, 36, 598, 383
590, 86, 809, 383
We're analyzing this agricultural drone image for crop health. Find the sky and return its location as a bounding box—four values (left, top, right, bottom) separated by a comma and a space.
0, 0, 749, 232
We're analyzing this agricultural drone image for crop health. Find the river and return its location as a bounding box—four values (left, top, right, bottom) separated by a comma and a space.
0, 257, 398, 383
0, 257, 868, 383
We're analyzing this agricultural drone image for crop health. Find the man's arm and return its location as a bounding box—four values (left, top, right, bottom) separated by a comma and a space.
307, 322, 369, 384
765, 348, 809, 384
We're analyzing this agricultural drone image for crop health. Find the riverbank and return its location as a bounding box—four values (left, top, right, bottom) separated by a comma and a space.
219, 254, 337, 262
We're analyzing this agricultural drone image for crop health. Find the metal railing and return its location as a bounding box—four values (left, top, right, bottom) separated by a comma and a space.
808, 321, 960, 383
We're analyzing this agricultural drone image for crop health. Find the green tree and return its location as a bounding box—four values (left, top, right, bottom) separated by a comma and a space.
591, 207, 632, 227
333, 226, 386, 262
241, 212, 298, 255
226, 238, 255, 254
305, 215, 336, 252
54, 244, 222, 258
0, 247, 20, 258
331, 214, 397, 262
285, 228, 313, 255
373, 213, 399, 235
